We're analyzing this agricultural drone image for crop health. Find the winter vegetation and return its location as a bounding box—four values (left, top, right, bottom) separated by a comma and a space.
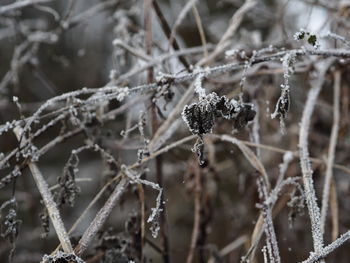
1, 0, 350, 262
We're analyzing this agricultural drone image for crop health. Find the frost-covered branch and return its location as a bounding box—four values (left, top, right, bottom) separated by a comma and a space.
298, 59, 334, 254
300, 230, 350, 263
13, 126, 73, 253
0, 0, 54, 15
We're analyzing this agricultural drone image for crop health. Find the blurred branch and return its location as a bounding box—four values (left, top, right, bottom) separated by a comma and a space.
320, 70, 341, 234
186, 164, 202, 263
0, 0, 54, 15
152, 0, 191, 70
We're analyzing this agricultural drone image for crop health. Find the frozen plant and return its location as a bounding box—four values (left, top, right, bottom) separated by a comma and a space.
294, 29, 320, 48
271, 52, 296, 133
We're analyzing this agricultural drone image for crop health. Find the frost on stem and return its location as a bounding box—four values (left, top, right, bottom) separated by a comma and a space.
0, 166, 22, 190
256, 176, 281, 263
137, 111, 150, 163
320, 31, 350, 48
121, 166, 163, 238
41, 251, 85, 263
0, 120, 20, 136
271, 52, 296, 133
39, 200, 50, 238
0, 198, 22, 261
287, 185, 305, 228
154, 72, 175, 110
182, 88, 256, 164
55, 148, 82, 208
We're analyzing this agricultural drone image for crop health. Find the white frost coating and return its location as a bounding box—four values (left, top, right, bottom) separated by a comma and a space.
320, 31, 350, 47
298, 60, 334, 256
21, 85, 130, 134
238, 46, 277, 98
251, 100, 261, 158
109, 69, 117, 81
116, 87, 130, 101
225, 49, 239, 58
300, 230, 350, 263
299, 86, 324, 254
193, 71, 206, 98
294, 28, 307, 41
42, 251, 84, 263
122, 165, 163, 238
257, 177, 281, 263
271, 52, 296, 133
14, 126, 73, 253
262, 246, 268, 263
230, 98, 240, 109
276, 151, 294, 185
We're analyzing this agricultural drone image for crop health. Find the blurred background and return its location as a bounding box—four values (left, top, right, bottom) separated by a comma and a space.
1, 0, 350, 262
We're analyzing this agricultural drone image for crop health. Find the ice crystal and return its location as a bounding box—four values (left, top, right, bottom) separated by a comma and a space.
42, 251, 85, 263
